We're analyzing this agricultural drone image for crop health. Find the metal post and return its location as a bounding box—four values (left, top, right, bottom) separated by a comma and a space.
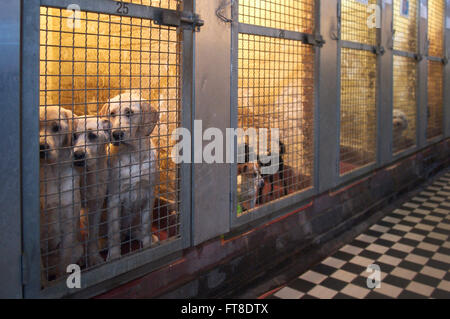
379, 1, 394, 165
318, 0, 339, 192
21, 0, 41, 299
0, 0, 23, 299
417, 0, 428, 147
193, 0, 231, 245
444, 0, 450, 138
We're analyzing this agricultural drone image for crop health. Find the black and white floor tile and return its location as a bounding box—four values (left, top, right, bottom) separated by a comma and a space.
266, 172, 450, 299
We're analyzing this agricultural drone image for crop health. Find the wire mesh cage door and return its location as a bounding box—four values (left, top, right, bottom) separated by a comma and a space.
30, 0, 196, 296
232, 0, 317, 224
426, 0, 445, 140
392, 0, 419, 154
339, 0, 379, 176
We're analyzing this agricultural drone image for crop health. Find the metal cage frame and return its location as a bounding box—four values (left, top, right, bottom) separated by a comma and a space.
390, 0, 420, 159
425, 0, 446, 142
1, 0, 450, 299
229, 0, 321, 228
21, 0, 194, 298
336, 0, 382, 184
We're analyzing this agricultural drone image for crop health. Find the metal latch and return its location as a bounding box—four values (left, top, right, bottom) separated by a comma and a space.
302, 34, 325, 47
373, 45, 385, 56
442, 56, 449, 65
155, 11, 204, 31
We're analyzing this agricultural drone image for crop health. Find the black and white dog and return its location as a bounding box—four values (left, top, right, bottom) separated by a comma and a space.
257, 141, 287, 203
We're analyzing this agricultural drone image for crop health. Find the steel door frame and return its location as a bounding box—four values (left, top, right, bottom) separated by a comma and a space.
336, 0, 383, 186
21, 0, 195, 298
390, 0, 422, 162
229, 0, 321, 229
424, 0, 447, 143
0, 0, 23, 299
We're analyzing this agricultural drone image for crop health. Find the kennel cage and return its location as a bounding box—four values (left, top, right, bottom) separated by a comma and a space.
427, 0, 445, 140
231, 0, 318, 226
21, 0, 199, 298
2, 0, 449, 299
339, 0, 379, 175
392, 0, 419, 154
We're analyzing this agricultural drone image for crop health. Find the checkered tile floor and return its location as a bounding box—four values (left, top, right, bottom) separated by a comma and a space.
266, 172, 450, 299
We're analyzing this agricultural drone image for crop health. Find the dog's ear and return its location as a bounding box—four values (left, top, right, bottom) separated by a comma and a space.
100, 102, 110, 116
60, 108, 75, 146
140, 101, 159, 136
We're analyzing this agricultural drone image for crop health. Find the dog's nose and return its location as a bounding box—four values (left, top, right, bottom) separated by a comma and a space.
74, 150, 85, 161
112, 130, 124, 141
73, 150, 86, 167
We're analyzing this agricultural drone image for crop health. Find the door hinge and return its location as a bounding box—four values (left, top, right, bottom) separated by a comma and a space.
414, 53, 423, 61
373, 45, 385, 56
302, 34, 325, 47
154, 10, 204, 31
442, 56, 448, 65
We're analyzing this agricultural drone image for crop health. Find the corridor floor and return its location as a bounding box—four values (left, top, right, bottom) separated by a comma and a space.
263, 171, 450, 299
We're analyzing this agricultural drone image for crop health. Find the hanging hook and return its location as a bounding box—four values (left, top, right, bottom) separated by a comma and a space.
216, 0, 233, 23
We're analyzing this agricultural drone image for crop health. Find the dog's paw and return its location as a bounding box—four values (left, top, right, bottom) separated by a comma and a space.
152, 234, 159, 244
106, 247, 121, 262
141, 235, 151, 249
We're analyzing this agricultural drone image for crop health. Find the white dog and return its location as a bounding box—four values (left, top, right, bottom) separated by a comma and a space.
393, 109, 409, 139
39, 106, 83, 282
73, 116, 111, 266
101, 92, 159, 261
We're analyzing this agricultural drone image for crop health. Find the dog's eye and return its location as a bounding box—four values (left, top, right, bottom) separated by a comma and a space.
73, 133, 78, 141
52, 124, 61, 133
110, 111, 116, 117
88, 132, 98, 140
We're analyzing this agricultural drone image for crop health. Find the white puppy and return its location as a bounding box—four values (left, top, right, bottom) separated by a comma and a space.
73, 116, 111, 266
39, 106, 83, 282
393, 109, 409, 139
101, 92, 159, 261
